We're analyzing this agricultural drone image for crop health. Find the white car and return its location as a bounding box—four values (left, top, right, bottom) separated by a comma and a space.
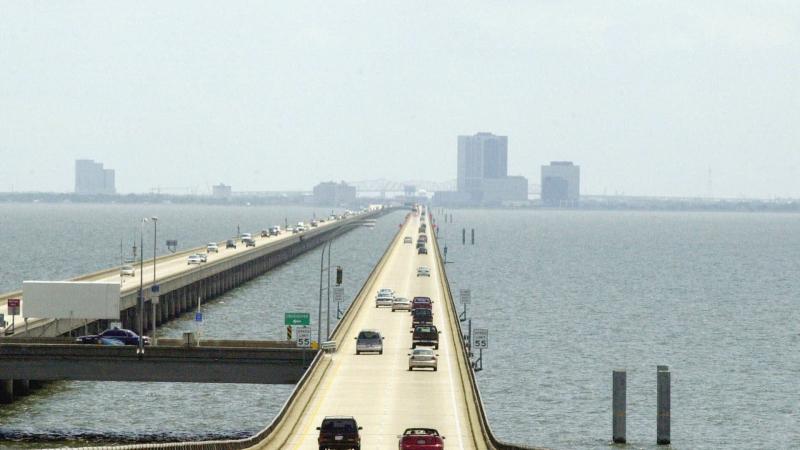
408, 348, 438, 371
120, 264, 135, 277
187, 254, 202, 265
376, 293, 394, 308
240, 233, 252, 241
197, 253, 208, 263
416, 266, 431, 277
391, 297, 412, 312
207, 243, 219, 253
377, 288, 394, 297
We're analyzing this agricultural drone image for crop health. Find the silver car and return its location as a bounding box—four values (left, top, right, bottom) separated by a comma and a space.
408, 348, 438, 371
187, 254, 202, 265
120, 264, 135, 277
391, 297, 411, 312
355, 329, 384, 355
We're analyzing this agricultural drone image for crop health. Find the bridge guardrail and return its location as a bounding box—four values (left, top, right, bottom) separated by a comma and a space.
431, 217, 548, 450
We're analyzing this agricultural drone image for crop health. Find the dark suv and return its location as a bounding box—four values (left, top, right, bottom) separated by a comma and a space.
412, 308, 433, 327
411, 325, 440, 349
317, 416, 362, 450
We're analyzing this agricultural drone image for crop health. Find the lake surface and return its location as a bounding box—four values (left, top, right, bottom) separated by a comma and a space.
1, 204, 798, 449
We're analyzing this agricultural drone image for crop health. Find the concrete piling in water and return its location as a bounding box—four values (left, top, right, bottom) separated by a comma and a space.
462, 228, 466, 244
12, 379, 30, 396
471, 228, 475, 245
657, 366, 671, 445
613, 370, 626, 443
0, 380, 13, 403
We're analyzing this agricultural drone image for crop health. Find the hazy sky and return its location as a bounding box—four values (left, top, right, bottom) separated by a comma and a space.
1, 1, 798, 197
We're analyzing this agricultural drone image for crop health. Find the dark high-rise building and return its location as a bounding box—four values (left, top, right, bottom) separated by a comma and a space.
541, 161, 580, 206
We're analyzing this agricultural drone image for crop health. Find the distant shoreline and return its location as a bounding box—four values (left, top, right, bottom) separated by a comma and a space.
1, 192, 799, 213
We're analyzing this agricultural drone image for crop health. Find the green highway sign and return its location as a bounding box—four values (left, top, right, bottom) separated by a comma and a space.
284, 312, 310, 326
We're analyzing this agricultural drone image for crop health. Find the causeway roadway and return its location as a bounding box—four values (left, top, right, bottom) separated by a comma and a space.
0, 211, 377, 337
253, 209, 491, 450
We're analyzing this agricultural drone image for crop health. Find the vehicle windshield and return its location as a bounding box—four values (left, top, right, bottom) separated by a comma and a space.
358, 331, 380, 340
321, 420, 356, 432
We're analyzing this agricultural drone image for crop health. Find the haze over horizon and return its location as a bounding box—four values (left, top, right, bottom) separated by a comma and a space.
1, 1, 798, 198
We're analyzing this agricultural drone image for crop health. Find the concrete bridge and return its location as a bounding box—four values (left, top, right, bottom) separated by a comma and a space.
0, 208, 387, 403
0, 340, 309, 384
54, 208, 540, 450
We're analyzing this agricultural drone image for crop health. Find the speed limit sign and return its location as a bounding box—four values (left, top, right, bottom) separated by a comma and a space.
472, 328, 488, 349
295, 326, 312, 348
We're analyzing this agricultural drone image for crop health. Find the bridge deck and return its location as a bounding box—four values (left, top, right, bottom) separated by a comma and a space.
255, 211, 486, 449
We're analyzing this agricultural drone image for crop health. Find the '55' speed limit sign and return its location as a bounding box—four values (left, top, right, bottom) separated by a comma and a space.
472, 328, 488, 349
295, 326, 312, 348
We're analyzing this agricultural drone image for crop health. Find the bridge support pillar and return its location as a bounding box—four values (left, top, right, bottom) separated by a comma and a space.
12, 379, 30, 396
0, 380, 13, 403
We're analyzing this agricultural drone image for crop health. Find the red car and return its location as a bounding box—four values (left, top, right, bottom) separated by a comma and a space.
398, 428, 445, 449
411, 297, 433, 312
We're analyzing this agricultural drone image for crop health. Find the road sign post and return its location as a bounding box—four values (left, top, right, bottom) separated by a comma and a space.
459, 289, 470, 322
295, 326, 312, 368
472, 328, 488, 372
333, 287, 344, 319
7, 299, 20, 334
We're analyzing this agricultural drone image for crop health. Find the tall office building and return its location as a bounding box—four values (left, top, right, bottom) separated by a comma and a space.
451, 132, 526, 205
457, 132, 508, 193
75, 159, 116, 195
541, 161, 580, 205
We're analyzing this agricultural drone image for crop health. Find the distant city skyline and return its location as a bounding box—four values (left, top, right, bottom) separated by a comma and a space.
1, 2, 799, 198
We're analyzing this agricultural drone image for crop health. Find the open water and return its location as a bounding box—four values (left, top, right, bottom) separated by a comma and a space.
0, 204, 798, 449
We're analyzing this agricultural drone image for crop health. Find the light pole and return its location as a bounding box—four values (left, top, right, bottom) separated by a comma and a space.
138, 217, 148, 354
151, 217, 158, 344
317, 220, 364, 343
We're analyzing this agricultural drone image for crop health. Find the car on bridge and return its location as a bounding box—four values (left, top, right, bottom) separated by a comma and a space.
76, 327, 150, 346
355, 329, 384, 355
417, 246, 427, 255
269, 225, 281, 236
417, 266, 430, 277
408, 348, 438, 372
244, 238, 256, 247
119, 264, 135, 277
226, 239, 237, 249
376, 291, 394, 308
187, 254, 203, 265
412, 308, 434, 327
398, 428, 445, 449
411, 325, 441, 349
207, 242, 219, 253
411, 297, 433, 311
404, 236, 413, 244
317, 416, 362, 450
392, 297, 412, 311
